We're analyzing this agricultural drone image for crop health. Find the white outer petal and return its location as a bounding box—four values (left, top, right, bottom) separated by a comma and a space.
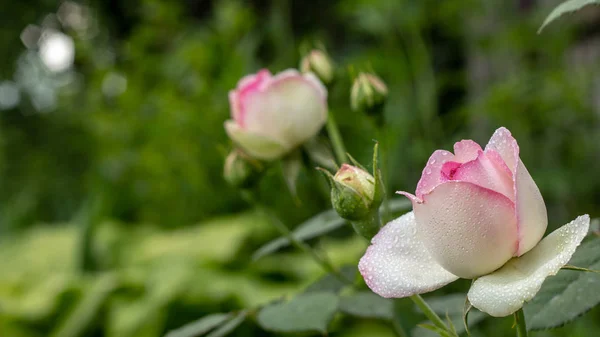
359, 212, 459, 298
224, 120, 289, 160
467, 215, 590, 317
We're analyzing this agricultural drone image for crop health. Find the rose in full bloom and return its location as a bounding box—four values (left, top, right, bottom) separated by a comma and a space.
225, 69, 327, 160
359, 127, 590, 317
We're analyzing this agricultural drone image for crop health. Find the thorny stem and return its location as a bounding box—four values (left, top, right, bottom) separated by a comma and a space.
515, 308, 528, 337
326, 112, 348, 165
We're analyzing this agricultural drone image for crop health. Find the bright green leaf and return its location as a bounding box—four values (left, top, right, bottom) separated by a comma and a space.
257, 292, 339, 333
538, 0, 600, 33
524, 236, 600, 330
164, 313, 232, 337
339, 291, 394, 320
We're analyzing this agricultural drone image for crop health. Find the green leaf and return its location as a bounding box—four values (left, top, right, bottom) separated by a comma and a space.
252, 198, 411, 260
339, 291, 394, 320
538, 0, 600, 33
49, 274, 119, 337
257, 292, 339, 334
385, 198, 412, 216
164, 313, 233, 337
205, 311, 248, 337
425, 294, 468, 316
252, 209, 344, 261
304, 266, 356, 293
524, 236, 600, 330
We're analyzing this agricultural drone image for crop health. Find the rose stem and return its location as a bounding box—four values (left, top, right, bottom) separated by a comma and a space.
410, 294, 449, 332
326, 111, 348, 164
515, 308, 528, 337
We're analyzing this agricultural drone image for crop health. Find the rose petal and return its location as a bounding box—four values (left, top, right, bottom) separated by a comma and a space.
415, 140, 483, 199
453, 140, 482, 163
451, 151, 514, 201
272, 70, 327, 101
359, 212, 459, 298
415, 150, 455, 199
485, 127, 519, 175
243, 70, 327, 148
237, 69, 272, 91
467, 215, 590, 317
514, 160, 548, 255
485, 148, 513, 179
232, 69, 272, 125
485, 127, 548, 256
414, 181, 518, 279
224, 120, 289, 160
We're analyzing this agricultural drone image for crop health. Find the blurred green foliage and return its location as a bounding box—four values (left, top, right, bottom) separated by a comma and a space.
0, 0, 599, 336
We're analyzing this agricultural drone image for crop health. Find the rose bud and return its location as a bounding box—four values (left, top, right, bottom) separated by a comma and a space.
321, 146, 385, 239
300, 50, 335, 85
359, 127, 590, 317
350, 72, 388, 115
331, 164, 376, 219
223, 150, 264, 188
225, 69, 327, 161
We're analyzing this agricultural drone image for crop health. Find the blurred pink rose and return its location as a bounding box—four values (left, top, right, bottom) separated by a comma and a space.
225, 69, 327, 160
359, 127, 590, 317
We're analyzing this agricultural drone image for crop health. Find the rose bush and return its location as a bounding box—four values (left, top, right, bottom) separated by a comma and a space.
359, 127, 590, 317
225, 69, 327, 160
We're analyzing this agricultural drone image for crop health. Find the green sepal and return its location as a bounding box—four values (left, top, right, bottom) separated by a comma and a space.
371, 142, 385, 210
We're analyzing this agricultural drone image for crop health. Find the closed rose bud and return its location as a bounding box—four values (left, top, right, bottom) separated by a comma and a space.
359, 127, 590, 318
300, 50, 335, 85
321, 147, 385, 239
225, 69, 328, 161
331, 164, 376, 220
350, 72, 388, 115
223, 150, 264, 188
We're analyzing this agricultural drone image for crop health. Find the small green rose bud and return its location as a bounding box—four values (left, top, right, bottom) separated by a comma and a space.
320, 145, 385, 239
350, 72, 388, 115
300, 50, 335, 85
332, 164, 375, 219
223, 150, 264, 188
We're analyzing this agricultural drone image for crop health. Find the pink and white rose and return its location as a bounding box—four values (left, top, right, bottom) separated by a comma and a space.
225, 69, 327, 160
359, 127, 590, 317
